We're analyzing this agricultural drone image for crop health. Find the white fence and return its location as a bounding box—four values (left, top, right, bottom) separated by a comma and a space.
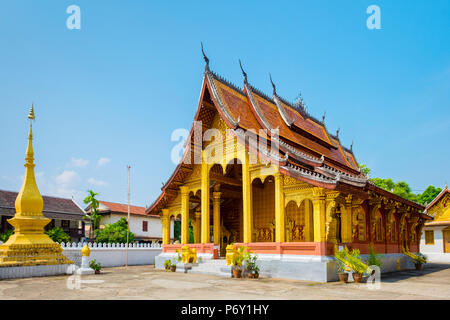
59, 242, 163, 268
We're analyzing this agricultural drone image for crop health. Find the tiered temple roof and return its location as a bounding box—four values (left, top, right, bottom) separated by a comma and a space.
146, 54, 425, 215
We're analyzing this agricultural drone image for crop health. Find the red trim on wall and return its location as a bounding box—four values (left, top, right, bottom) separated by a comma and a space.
163, 243, 218, 258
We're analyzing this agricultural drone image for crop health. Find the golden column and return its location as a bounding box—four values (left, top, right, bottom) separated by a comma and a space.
274, 173, 286, 242
341, 195, 353, 243
201, 159, 210, 243
312, 187, 327, 242
241, 150, 252, 243
0, 106, 72, 267
304, 199, 313, 241
213, 189, 221, 245
161, 209, 170, 245
180, 186, 190, 244
194, 209, 201, 243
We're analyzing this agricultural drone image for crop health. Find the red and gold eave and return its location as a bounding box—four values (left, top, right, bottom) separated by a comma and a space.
145, 68, 426, 216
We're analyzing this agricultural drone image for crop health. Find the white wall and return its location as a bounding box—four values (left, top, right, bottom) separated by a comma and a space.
100, 214, 174, 241
420, 226, 450, 263
61, 242, 162, 267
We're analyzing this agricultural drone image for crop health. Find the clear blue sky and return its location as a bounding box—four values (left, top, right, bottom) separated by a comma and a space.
0, 1, 449, 208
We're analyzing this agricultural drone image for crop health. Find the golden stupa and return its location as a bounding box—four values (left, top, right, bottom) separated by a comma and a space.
0, 105, 73, 267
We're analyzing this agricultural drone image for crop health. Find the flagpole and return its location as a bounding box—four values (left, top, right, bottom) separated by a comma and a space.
126, 165, 131, 268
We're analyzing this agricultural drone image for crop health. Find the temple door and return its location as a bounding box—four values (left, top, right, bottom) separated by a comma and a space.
443, 228, 450, 253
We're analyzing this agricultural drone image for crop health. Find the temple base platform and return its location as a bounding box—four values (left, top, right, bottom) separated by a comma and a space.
0, 264, 76, 279
156, 252, 417, 282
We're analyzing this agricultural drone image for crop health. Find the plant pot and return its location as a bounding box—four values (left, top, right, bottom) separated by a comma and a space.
338, 273, 348, 283
415, 263, 422, 271
253, 273, 259, 279
170, 265, 176, 272
352, 272, 363, 283
95, 270, 101, 274
232, 268, 242, 278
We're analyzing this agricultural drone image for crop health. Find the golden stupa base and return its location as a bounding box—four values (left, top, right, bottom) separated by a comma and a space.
0, 216, 73, 267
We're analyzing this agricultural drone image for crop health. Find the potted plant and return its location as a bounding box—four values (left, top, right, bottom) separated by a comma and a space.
164, 259, 172, 272
231, 246, 250, 278
246, 254, 260, 279
413, 253, 427, 270
89, 259, 102, 274
335, 246, 369, 283
337, 260, 349, 283
170, 262, 177, 272
347, 249, 369, 283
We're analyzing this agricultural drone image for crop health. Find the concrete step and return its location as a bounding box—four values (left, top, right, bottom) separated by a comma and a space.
186, 259, 232, 277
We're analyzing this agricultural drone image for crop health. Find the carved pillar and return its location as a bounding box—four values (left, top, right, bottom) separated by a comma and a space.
194, 209, 201, 243
162, 209, 170, 245
180, 186, 190, 244
384, 202, 396, 243
369, 198, 382, 243
274, 173, 285, 242
304, 199, 313, 241
213, 190, 221, 245
201, 159, 210, 243
341, 195, 353, 243
312, 187, 326, 242
242, 150, 252, 243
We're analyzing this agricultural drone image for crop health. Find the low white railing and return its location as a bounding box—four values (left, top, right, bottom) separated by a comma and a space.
59, 242, 163, 267
59, 242, 162, 249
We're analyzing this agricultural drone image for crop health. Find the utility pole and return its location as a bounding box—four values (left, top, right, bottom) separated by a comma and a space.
126, 165, 131, 268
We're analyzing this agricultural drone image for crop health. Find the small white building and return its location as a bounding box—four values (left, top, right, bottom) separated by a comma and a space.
86, 200, 174, 244
420, 185, 450, 263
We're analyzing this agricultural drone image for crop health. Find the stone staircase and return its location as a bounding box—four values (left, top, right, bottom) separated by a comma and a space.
177, 258, 232, 277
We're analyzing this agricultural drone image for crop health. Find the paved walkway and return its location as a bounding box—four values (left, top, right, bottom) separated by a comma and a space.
0, 263, 449, 300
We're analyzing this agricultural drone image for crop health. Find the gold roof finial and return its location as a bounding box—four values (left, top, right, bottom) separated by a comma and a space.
28, 103, 36, 121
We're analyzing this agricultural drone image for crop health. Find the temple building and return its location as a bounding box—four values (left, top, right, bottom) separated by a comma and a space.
147, 53, 430, 281
420, 185, 450, 262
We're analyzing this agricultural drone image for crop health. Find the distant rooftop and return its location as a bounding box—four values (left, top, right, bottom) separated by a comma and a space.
0, 189, 85, 220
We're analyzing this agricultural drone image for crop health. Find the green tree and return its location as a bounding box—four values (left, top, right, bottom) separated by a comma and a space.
95, 217, 135, 244
83, 190, 103, 238
417, 185, 442, 205
359, 163, 371, 177
371, 178, 395, 192
173, 219, 195, 243
359, 164, 443, 204
46, 227, 71, 243
0, 229, 14, 243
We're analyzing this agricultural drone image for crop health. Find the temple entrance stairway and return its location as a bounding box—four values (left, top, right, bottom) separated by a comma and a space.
176, 258, 232, 277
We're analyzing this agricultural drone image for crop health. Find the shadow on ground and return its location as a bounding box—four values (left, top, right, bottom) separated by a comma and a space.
381, 263, 450, 283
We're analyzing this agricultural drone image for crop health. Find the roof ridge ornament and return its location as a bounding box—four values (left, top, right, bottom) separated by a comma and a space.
322, 111, 326, 124
336, 127, 340, 138
201, 42, 209, 71
350, 140, 354, 151
269, 73, 276, 95
239, 59, 248, 83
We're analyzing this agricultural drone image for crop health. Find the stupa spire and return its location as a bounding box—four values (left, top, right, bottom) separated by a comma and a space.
14, 104, 44, 217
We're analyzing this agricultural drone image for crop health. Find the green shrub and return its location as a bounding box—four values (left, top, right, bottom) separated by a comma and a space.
0, 229, 14, 243
89, 259, 102, 271
367, 243, 383, 268
45, 227, 71, 243
94, 217, 135, 244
